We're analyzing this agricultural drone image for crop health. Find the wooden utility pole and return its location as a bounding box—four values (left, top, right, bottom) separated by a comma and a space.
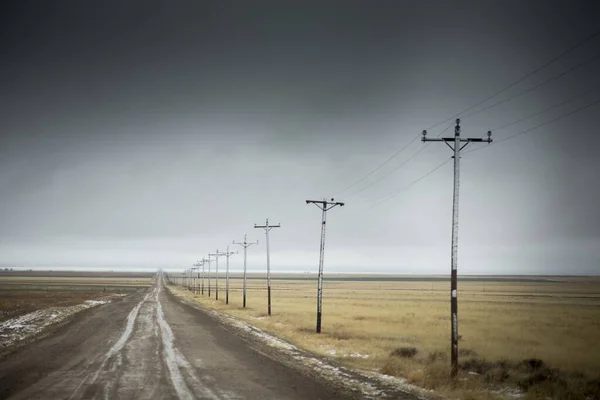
209, 250, 227, 300
254, 219, 281, 316
422, 118, 492, 377
306, 198, 344, 333
224, 246, 237, 305
233, 234, 258, 308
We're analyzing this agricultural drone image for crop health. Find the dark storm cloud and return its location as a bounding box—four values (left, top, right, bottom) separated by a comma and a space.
0, 1, 599, 272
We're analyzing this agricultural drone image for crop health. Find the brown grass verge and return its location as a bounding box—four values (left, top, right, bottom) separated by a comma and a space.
167, 277, 600, 400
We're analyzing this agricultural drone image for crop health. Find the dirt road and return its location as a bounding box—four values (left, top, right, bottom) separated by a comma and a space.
0, 274, 370, 399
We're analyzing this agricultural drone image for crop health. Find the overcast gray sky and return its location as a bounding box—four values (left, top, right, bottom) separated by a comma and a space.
1, 0, 599, 274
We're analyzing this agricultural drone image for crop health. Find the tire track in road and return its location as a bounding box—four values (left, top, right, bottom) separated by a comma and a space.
70, 277, 228, 400
68, 288, 155, 400
155, 276, 225, 400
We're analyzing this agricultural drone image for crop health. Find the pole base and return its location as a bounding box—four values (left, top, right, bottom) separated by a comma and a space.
316, 311, 322, 333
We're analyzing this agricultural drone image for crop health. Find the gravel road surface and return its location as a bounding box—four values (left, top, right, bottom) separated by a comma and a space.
0, 275, 368, 400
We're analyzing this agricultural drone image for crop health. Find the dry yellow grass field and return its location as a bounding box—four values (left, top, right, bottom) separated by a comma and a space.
168, 275, 600, 400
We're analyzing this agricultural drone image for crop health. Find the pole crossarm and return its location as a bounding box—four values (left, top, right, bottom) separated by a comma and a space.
254, 219, 281, 231
306, 199, 345, 212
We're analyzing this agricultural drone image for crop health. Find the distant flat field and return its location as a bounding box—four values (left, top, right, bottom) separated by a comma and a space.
168, 274, 600, 399
0, 272, 154, 323
0, 271, 155, 290
0, 276, 153, 287
0, 270, 155, 278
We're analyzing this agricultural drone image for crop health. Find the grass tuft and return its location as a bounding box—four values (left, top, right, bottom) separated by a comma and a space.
391, 346, 419, 359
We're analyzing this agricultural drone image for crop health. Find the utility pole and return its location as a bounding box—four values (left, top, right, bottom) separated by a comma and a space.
233, 234, 259, 308
224, 246, 237, 305
206, 255, 213, 297
422, 118, 492, 378
254, 219, 281, 316
194, 263, 202, 294
306, 198, 345, 333
201, 258, 209, 295
209, 250, 226, 300
196, 263, 201, 294
191, 265, 199, 294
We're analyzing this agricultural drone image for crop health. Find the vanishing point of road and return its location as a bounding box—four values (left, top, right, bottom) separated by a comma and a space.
0, 274, 395, 400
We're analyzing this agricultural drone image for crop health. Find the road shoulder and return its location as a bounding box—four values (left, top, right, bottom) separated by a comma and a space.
164, 284, 428, 400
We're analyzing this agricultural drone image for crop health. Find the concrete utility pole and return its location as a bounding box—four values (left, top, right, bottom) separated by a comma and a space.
233, 234, 259, 308
254, 219, 281, 316
422, 118, 492, 378
224, 246, 237, 305
306, 198, 345, 333
209, 250, 227, 300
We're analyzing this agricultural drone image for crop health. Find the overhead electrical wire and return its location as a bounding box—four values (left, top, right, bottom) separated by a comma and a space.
490, 85, 599, 132
348, 158, 452, 216
335, 133, 421, 196
336, 28, 600, 197
352, 90, 600, 214
464, 96, 600, 155
425, 28, 600, 131
460, 52, 600, 121
345, 122, 454, 198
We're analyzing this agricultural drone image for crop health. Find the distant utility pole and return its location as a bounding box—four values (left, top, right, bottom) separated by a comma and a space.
224, 246, 237, 305
422, 118, 492, 378
194, 262, 202, 294
196, 263, 201, 294
306, 198, 345, 333
201, 258, 209, 295
209, 250, 226, 300
206, 255, 214, 297
191, 265, 199, 294
233, 234, 259, 308
254, 219, 281, 316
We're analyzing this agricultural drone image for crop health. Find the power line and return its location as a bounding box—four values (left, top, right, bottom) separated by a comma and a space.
350, 157, 451, 215
465, 96, 600, 155
490, 85, 599, 132
425, 28, 600, 131
460, 53, 600, 121
336, 29, 600, 197
335, 134, 421, 196
346, 122, 454, 198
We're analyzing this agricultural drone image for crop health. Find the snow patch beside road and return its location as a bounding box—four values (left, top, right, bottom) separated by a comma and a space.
0, 298, 113, 350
